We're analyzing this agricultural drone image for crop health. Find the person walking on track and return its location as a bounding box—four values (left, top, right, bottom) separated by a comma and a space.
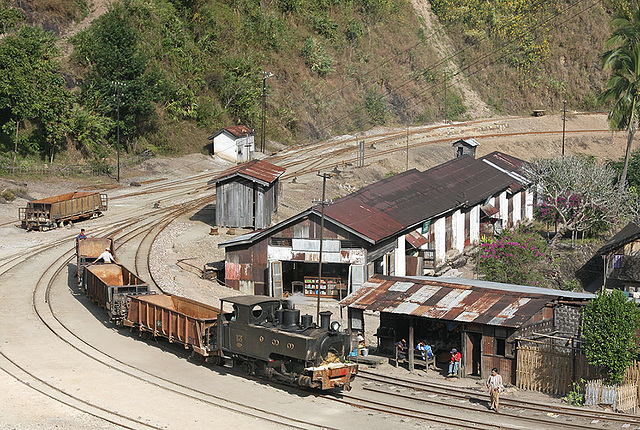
487, 367, 504, 412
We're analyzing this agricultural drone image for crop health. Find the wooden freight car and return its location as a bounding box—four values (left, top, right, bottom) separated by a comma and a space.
83, 263, 152, 323
20, 191, 107, 231
124, 294, 221, 357
76, 237, 114, 287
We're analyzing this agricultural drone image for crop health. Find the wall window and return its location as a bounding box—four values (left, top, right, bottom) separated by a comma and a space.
294, 224, 309, 238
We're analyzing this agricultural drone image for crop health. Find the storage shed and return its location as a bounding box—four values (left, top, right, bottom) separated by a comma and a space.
208, 160, 285, 230
208, 125, 255, 163
452, 138, 479, 158
340, 275, 592, 383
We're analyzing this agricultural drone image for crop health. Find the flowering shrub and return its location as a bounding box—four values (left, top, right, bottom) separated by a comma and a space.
478, 227, 551, 287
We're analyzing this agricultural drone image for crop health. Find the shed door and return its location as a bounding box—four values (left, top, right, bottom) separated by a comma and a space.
271, 261, 283, 298
349, 264, 366, 293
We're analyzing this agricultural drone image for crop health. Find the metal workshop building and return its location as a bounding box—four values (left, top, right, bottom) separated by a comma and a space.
208, 160, 285, 230
340, 275, 593, 382
219, 150, 534, 297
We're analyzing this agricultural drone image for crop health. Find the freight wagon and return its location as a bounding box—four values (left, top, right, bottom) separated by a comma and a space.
76, 237, 115, 287
83, 263, 152, 323
20, 191, 107, 231
125, 294, 221, 357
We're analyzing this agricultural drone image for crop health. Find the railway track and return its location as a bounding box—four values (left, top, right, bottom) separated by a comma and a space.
0, 185, 339, 429
356, 369, 640, 428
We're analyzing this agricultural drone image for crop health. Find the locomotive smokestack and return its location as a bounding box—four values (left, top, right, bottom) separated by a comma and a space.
301, 314, 313, 329
319, 311, 332, 330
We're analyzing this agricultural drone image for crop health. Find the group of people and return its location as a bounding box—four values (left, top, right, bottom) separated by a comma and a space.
76, 229, 117, 264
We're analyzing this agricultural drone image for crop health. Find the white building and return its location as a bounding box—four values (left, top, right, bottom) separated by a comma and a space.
208, 125, 255, 163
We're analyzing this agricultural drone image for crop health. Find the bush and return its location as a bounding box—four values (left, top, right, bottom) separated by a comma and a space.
1, 188, 15, 201
301, 37, 335, 76
583, 289, 640, 384
477, 226, 551, 287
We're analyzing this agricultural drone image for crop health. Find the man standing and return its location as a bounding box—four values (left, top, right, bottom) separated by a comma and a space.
98, 247, 117, 264
76, 228, 87, 242
487, 367, 504, 412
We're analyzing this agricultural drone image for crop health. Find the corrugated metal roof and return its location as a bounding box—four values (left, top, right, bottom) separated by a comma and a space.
599, 222, 640, 255
406, 231, 428, 248
339, 275, 593, 328
319, 153, 526, 243
208, 160, 285, 186
452, 138, 480, 147
207, 125, 254, 140
220, 150, 531, 247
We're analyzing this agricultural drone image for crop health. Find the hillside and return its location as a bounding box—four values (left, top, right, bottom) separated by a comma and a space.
0, 0, 628, 164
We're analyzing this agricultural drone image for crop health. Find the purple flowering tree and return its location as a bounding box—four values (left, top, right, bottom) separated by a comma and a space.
478, 227, 551, 287
526, 156, 632, 244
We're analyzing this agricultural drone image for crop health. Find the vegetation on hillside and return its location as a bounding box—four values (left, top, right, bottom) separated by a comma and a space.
0, 0, 633, 166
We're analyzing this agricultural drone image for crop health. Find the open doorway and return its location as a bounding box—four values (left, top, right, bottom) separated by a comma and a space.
466, 331, 482, 376
280, 261, 349, 299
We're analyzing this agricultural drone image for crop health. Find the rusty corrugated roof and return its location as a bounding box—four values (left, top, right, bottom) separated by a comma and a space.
319, 153, 526, 243
208, 160, 285, 186
207, 125, 254, 140
339, 275, 592, 328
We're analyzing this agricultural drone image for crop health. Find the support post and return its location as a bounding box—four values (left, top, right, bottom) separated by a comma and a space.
409, 319, 415, 372
314, 172, 332, 324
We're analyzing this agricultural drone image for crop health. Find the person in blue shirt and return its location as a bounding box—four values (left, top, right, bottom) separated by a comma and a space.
76, 228, 86, 242
416, 341, 434, 360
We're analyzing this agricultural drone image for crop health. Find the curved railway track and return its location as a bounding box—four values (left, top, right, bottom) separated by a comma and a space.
0, 186, 342, 429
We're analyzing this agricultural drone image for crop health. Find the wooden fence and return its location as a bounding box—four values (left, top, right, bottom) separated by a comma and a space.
585, 380, 637, 413
516, 345, 600, 396
0, 150, 154, 178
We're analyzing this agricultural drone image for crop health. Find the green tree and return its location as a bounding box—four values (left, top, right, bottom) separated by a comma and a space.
598, 4, 640, 186
583, 289, 640, 384
0, 26, 68, 162
72, 2, 159, 151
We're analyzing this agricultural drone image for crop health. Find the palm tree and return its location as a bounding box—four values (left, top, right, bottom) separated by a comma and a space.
598, 5, 640, 186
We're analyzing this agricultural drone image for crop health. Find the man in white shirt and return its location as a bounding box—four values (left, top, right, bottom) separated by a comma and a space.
487, 367, 504, 412
98, 247, 117, 264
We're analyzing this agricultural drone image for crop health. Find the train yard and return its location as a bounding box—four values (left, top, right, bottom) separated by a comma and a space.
0, 113, 638, 429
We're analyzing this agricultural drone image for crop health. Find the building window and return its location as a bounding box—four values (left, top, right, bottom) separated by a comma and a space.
496, 338, 506, 356
294, 224, 309, 238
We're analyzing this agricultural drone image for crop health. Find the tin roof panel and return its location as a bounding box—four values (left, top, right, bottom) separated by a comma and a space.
340, 275, 592, 328
208, 160, 285, 185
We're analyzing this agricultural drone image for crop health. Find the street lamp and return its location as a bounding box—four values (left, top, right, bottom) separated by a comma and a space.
113, 81, 126, 182
260, 72, 274, 153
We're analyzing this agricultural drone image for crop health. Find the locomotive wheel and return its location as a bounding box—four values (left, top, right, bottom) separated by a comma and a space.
241, 361, 254, 375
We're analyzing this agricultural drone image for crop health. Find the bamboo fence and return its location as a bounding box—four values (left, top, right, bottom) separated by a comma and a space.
516, 345, 600, 396
585, 380, 637, 413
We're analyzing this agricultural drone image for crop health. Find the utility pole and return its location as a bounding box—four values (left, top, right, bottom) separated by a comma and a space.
443, 71, 447, 123
113, 81, 126, 182
562, 99, 567, 157
314, 172, 332, 324
406, 123, 409, 171
260, 72, 274, 153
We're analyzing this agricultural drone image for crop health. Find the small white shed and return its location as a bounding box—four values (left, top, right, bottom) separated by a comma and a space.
208, 125, 255, 163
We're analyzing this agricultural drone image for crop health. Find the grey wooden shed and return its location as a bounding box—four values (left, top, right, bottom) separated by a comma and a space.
208, 160, 285, 229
